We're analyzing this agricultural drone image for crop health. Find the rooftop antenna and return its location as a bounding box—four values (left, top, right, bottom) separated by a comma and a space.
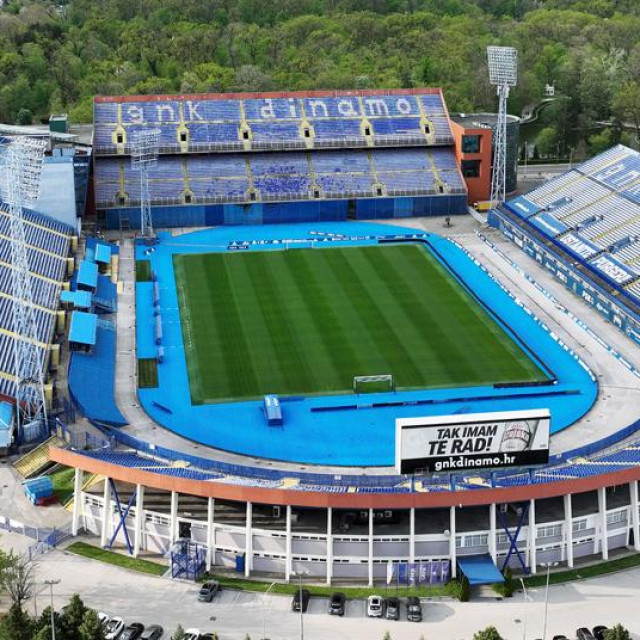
0, 135, 48, 437
130, 129, 160, 237
487, 45, 518, 207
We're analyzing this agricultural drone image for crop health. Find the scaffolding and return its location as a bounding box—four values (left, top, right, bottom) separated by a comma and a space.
0, 136, 48, 436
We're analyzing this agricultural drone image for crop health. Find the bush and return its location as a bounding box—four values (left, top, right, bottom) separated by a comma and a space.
473, 626, 505, 640
604, 625, 631, 640
16, 108, 32, 125
493, 566, 515, 597
459, 577, 470, 602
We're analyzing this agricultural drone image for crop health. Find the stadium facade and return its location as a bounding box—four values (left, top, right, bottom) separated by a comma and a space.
92, 89, 470, 229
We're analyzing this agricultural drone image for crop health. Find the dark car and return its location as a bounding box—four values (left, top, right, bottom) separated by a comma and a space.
328, 592, 346, 616
592, 627, 609, 640
406, 596, 422, 622
198, 581, 221, 602
140, 626, 164, 640
292, 589, 311, 612
385, 597, 400, 621
552, 636, 569, 640
577, 629, 596, 640
121, 623, 145, 640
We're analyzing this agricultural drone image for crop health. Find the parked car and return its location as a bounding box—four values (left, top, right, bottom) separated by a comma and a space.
183, 630, 201, 640
385, 597, 400, 621
121, 623, 144, 640
328, 592, 346, 616
577, 629, 596, 640
105, 617, 126, 640
140, 626, 164, 640
552, 636, 569, 640
98, 612, 110, 627
367, 595, 384, 618
406, 596, 422, 622
593, 627, 609, 640
200, 634, 218, 639
198, 580, 221, 602
292, 589, 310, 612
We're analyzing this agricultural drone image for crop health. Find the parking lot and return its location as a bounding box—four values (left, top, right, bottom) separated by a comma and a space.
1, 545, 638, 640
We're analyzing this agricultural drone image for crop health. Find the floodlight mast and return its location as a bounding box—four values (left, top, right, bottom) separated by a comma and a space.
130, 129, 160, 237
0, 136, 48, 435
487, 46, 518, 207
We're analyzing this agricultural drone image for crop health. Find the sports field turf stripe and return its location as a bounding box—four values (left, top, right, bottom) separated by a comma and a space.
401, 246, 544, 382
322, 248, 426, 382
359, 245, 473, 385
242, 251, 317, 395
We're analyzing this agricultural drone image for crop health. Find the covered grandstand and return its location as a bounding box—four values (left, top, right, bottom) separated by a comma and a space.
92, 89, 468, 228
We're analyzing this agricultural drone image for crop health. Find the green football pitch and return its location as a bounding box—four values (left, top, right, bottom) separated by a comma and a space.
173, 244, 547, 404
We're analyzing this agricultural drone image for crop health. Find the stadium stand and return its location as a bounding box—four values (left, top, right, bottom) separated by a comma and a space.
92, 89, 468, 228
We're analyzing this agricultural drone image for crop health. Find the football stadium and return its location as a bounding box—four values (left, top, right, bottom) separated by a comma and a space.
4, 85, 640, 590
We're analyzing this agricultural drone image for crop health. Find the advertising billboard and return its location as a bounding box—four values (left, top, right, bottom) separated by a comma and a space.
395, 409, 550, 474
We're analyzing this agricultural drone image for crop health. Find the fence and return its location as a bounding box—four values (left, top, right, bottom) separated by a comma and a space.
0, 514, 73, 562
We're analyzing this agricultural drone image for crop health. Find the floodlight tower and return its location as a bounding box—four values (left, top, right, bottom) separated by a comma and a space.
487, 45, 518, 206
0, 136, 48, 434
130, 129, 160, 237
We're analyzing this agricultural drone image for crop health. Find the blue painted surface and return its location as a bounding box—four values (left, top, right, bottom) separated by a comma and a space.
60, 290, 92, 309
95, 243, 111, 264
69, 321, 127, 426
0, 401, 12, 429
77, 260, 98, 289
135, 222, 596, 466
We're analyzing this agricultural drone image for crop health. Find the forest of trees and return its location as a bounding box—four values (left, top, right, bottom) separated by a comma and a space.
1, 0, 640, 155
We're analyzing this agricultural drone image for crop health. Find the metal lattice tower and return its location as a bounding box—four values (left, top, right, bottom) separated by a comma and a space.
131, 129, 160, 237
487, 46, 518, 207
0, 136, 47, 433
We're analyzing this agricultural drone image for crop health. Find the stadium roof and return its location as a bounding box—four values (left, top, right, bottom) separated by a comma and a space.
69, 311, 97, 346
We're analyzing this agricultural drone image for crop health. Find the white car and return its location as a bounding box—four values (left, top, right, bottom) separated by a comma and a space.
184, 629, 201, 640
105, 617, 125, 640
367, 595, 384, 617
98, 612, 110, 627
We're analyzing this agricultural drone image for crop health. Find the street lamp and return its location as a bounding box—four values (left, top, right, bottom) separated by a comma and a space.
292, 569, 309, 640
261, 581, 277, 640
42, 579, 61, 640
539, 561, 559, 640
519, 577, 532, 640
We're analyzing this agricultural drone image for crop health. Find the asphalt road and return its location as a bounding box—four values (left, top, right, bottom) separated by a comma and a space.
0, 546, 634, 640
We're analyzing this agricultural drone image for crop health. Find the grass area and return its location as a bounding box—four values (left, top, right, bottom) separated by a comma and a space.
520, 553, 640, 588
135, 260, 151, 282
174, 244, 546, 404
138, 358, 159, 388
201, 572, 461, 599
66, 542, 167, 576
49, 467, 76, 504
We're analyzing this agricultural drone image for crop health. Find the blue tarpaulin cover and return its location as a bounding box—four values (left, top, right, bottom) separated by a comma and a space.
457, 554, 505, 585
60, 289, 92, 309
95, 243, 112, 264
77, 260, 98, 289
69, 311, 98, 345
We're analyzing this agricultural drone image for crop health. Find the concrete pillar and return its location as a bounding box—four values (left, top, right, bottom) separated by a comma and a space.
449, 506, 457, 579
489, 503, 497, 563
564, 493, 574, 568
71, 468, 83, 536
285, 505, 292, 582
598, 487, 608, 560
528, 499, 537, 574
100, 478, 112, 547
409, 508, 416, 564
368, 508, 374, 587
326, 508, 333, 586
245, 502, 252, 578
206, 497, 215, 571
133, 484, 144, 557
170, 491, 178, 544
631, 481, 640, 552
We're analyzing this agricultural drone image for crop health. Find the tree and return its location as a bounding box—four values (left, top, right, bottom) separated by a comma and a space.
535, 126, 558, 158
16, 107, 32, 125
79, 609, 106, 640
0, 603, 33, 640
0, 551, 33, 609
382, 632, 392, 640
603, 625, 632, 640
61, 593, 89, 640
172, 625, 186, 640
588, 128, 613, 155
613, 81, 640, 143
33, 606, 63, 640
473, 627, 505, 640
